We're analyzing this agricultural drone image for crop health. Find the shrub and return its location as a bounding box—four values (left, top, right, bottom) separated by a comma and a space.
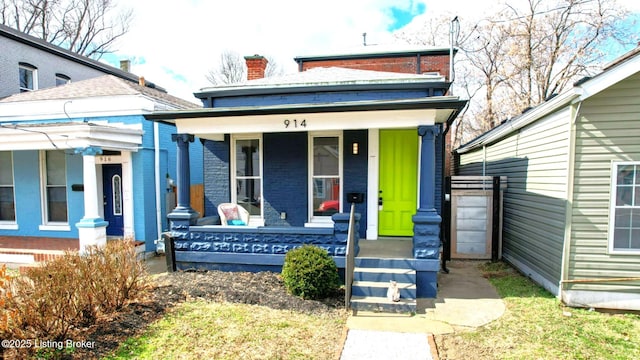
281, 245, 340, 300
2, 240, 150, 358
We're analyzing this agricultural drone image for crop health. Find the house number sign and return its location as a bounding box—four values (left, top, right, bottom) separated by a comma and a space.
284, 119, 306, 128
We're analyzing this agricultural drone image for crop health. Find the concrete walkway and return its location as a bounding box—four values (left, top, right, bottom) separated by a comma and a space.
340, 260, 505, 359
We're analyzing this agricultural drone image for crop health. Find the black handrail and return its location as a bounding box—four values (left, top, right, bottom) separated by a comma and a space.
344, 203, 356, 310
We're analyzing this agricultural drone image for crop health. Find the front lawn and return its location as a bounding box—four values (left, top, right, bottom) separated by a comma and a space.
105, 300, 346, 360
436, 262, 640, 359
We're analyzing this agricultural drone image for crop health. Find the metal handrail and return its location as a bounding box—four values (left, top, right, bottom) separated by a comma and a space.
344, 203, 356, 310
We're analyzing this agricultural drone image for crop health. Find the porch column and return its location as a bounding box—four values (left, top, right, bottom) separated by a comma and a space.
75, 146, 108, 255
412, 125, 442, 259
168, 134, 199, 239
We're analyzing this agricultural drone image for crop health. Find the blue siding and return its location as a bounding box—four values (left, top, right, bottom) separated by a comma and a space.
212, 90, 430, 108
203, 137, 231, 216
4, 150, 82, 238
263, 132, 308, 226
343, 130, 368, 238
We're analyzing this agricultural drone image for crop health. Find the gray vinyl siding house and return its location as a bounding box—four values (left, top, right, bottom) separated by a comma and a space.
456, 47, 640, 311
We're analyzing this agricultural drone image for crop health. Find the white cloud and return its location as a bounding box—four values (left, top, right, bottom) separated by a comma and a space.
108, 0, 639, 103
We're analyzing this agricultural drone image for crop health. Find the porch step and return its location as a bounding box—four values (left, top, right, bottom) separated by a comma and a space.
353, 266, 416, 283
349, 259, 417, 314
0, 248, 66, 264
352, 280, 416, 298
350, 296, 417, 313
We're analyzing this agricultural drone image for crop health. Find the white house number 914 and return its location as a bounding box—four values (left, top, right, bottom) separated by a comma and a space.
284, 119, 306, 128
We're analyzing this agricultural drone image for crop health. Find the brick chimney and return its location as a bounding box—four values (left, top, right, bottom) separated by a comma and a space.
244, 55, 268, 80
120, 59, 131, 72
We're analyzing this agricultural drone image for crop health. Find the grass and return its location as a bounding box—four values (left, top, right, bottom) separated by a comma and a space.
447, 261, 640, 359
104, 300, 347, 360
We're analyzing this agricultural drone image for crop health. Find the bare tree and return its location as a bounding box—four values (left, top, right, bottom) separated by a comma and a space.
1, 0, 132, 59
396, 0, 636, 146
206, 50, 283, 85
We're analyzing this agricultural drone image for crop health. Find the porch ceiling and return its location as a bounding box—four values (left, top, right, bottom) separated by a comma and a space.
0, 121, 143, 151
144, 97, 467, 139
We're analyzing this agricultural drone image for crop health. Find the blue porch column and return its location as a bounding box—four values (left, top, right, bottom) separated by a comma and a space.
412, 125, 442, 259
75, 146, 108, 254
168, 134, 199, 239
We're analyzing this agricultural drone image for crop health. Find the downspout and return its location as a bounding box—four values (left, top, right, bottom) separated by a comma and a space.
482, 145, 487, 177
154, 121, 163, 252
559, 101, 581, 299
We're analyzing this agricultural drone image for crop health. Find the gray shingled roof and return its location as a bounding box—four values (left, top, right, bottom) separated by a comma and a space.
199, 67, 445, 92
0, 75, 200, 109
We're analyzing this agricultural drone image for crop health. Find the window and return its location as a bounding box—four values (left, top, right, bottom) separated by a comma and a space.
0, 152, 16, 222
41, 150, 68, 223
112, 174, 122, 216
309, 133, 342, 221
232, 136, 262, 222
19, 63, 37, 92
609, 162, 640, 253
55, 73, 71, 86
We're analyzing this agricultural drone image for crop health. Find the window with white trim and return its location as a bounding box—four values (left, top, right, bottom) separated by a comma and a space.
0, 152, 16, 222
19, 63, 37, 92
609, 162, 640, 253
309, 133, 342, 222
231, 135, 263, 222
41, 150, 68, 223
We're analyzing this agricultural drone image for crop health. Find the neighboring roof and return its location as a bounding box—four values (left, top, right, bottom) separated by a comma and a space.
0, 75, 200, 110
0, 24, 165, 91
294, 44, 455, 62
196, 67, 449, 99
456, 46, 640, 154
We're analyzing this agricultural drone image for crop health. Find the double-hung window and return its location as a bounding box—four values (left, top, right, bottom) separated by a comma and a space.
0, 151, 16, 223
41, 150, 68, 225
309, 133, 342, 223
609, 162, 640, 253
19, 63, 37, 92
231, 135, 263, 225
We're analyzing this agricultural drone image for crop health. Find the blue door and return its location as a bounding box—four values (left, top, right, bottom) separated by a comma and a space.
103, 164, 124, 236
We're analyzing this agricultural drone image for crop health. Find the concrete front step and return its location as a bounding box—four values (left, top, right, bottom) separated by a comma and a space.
353, 266, 416, 283
350, 295, 417, 313
352, 280, 417, 299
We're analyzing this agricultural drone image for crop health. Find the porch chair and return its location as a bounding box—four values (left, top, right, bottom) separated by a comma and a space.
217, 203, 250, 226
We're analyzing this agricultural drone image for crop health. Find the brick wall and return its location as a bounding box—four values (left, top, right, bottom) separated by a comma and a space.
300, 54, 451, 80
343, 130, 368, 238
203, 137, 231, 216
263, 132, 308, 226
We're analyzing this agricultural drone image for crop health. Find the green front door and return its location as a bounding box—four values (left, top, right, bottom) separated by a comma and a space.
378, 129, 418, 236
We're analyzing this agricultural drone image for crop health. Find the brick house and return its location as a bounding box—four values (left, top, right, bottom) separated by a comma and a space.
146, 46, 466, 307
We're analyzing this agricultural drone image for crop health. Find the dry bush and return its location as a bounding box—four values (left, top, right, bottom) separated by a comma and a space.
4, 240, 150, 347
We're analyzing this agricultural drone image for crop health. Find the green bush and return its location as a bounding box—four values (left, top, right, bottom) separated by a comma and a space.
281, 245, 340, 300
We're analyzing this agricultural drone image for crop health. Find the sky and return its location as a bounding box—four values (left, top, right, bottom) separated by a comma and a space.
103, 0, 640, 104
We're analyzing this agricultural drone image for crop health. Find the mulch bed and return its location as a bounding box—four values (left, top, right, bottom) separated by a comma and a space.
71, 270, 345, 359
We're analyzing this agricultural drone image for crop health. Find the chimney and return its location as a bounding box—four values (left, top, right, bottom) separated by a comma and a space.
120, 59, 131, 72
244, 55, 268, 80
138, 76, 145, 87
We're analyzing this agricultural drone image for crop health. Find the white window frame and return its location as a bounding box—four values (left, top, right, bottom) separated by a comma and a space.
112, 174, 123, 216
608, 161, 640, 254
230, 134, 264, 226
19, 63, 38, 92
307, 131, 343, 226
0, 151, 18, 229
39, 150, 70, 231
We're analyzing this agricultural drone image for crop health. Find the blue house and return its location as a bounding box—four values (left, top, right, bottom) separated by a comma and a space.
0, 75, 201, 260
145, 48, 466, 303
